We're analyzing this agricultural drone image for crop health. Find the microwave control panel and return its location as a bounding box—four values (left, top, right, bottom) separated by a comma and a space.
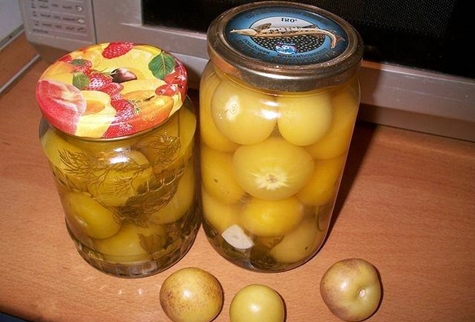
19, 0, 96, 54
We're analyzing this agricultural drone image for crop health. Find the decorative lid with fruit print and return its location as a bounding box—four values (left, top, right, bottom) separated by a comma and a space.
36, 42, 188, 138
207, 1, 363, 92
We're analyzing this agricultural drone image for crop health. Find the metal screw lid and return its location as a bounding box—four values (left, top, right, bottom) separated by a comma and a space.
36, 42, 187, 139
207, 1, 364, 92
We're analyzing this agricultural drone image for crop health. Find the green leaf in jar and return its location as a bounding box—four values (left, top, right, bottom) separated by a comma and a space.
139, 231, 167, 255
141, 133, 181, 168
59, 149, 97, 178
60, 148, 157, 208
116, 177, 179, 226
148, 52, 176, 80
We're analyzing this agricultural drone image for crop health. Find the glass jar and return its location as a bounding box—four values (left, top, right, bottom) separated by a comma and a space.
200, 1, 364, 272
37, 42, 200, 278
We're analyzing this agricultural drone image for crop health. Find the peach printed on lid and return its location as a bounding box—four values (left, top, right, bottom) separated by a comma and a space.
36, 42, 188, 139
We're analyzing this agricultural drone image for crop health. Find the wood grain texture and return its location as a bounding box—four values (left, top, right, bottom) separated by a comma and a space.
0, 32, 38, 91
1, 38, 474, 322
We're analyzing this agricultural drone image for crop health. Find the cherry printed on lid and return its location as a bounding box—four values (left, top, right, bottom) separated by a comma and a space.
36, 42, 188, 138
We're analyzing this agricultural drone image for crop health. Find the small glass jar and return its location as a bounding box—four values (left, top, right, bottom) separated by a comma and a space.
200, 1, 364, 272
37, 42, 200, 278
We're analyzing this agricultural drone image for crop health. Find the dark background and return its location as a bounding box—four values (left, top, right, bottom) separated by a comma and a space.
143, 0, 474, 79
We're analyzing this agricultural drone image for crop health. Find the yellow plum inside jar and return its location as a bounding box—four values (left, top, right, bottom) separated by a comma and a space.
211, 77, 278, 145
201, 144, 245, 204
277, 91, 333, 146
306, 78, 360, 159
62, 191, 122, 241
94, 222, 167, 264
37, 42, 199, 278
199, 66, 240, 152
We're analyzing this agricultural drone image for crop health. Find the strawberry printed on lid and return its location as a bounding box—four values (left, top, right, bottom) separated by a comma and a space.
36, 42, 188, 139
102, 42, 134, 59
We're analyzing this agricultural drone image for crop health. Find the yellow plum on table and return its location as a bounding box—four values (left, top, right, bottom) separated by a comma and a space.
320, 258, 382, 321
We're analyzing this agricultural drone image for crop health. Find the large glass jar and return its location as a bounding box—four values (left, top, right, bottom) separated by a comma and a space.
37, 42, 200, 278
200, 2, 364, 272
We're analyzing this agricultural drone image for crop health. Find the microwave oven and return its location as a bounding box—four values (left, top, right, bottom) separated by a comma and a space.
19, 0, 475, 141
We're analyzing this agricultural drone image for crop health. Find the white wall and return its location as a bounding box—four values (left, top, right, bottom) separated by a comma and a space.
0, 0, 23, 42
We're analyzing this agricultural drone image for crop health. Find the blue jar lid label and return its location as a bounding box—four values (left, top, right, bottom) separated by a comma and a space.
225, 5, 348, 65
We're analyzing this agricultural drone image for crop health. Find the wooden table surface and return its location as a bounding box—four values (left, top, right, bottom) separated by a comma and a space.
1, 34, 475, 322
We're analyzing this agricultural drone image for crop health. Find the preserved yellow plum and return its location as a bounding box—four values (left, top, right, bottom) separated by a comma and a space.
201, 2, 363, 272
137, 102, 197, 170
201, 144, 245, 204
201, 188, 241, 234
296, 154, 347, 206
200, 68, 240, 152
148, 162, 196, 224
241, 196, 304, 237
211, 78, 277, 145
277, 92, 333, 146
306, 81, 359, 159
232, 138, 314, 200
41, 128, 89, 191
94, 222, 166, 263
62, 191, 121, 240
269, 216, 325, 263
174, 106, 196, 154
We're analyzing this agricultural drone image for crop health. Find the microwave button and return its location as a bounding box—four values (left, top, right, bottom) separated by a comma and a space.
40, 21, 53, 29
61, 4, 74, 11
57, 2, 86, 15
31, 28, 49, 35
39, 12, 52, 19
62, 24, 89, 38
62, 15, 78, 23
